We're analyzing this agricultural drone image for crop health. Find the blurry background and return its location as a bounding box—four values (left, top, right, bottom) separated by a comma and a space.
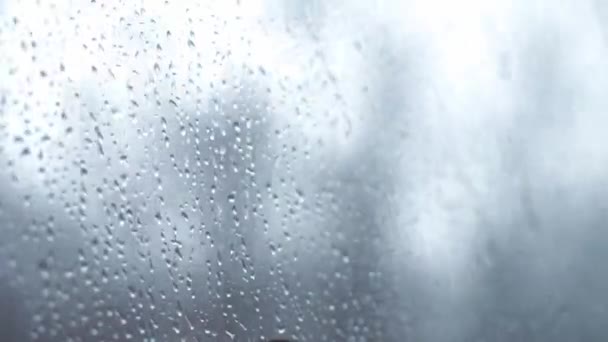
1, 0, 608, 341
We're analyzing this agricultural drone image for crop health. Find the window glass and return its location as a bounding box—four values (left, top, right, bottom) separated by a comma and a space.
1, 1, 607, 341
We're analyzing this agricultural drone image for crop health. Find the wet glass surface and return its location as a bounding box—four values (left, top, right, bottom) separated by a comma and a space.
1, 1, 608, 341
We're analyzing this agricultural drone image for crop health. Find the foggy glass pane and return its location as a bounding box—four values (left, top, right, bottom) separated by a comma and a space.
1, 1, 608, 341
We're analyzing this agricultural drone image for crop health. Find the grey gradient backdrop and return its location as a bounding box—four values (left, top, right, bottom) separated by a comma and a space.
1, 0, 608, 341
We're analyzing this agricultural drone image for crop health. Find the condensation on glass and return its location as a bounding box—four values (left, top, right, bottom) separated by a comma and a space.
1, 0, 608, 341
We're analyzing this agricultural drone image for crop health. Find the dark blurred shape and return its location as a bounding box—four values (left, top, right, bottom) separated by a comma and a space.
0, 283, 26, 342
